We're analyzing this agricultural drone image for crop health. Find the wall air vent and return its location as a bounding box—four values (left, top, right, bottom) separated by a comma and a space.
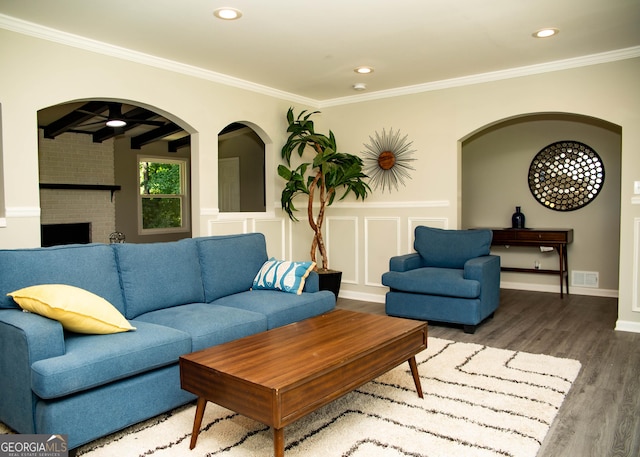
572, 271, 599, 288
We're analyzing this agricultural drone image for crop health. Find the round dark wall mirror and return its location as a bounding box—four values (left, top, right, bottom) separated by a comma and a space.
528, 140, 605, 211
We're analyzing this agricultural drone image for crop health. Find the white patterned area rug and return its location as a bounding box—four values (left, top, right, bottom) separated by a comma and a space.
4, 338, 582, 457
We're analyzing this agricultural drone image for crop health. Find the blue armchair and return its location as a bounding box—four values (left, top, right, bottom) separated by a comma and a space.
382, 226, 500, 333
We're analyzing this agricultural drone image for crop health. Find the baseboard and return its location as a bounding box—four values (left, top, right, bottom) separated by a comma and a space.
339, 282, 618, 303
338, 289, 385, 304
615, 320, 640, 334
499, 281, 618, 298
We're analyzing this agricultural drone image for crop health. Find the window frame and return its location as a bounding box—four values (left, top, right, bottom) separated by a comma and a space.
137, 155, 190, 235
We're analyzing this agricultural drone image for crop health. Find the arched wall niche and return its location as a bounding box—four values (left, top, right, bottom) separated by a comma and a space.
217, 120, 271, 214
460, 112, 622, 294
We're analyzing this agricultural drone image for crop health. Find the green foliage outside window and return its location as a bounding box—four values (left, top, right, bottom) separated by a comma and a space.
142, 198, 182, 229
139, 160, 184, 230
140, 162, 181, 195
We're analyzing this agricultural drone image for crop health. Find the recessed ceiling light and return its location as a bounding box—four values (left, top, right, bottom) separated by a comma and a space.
354, 66, 374, 74
533, 28, 559, 38
214, 8, 243, 20
353, 83, 367, 91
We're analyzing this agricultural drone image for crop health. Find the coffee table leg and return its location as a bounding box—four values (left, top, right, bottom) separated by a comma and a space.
190, 397, 207, 449
408, 356, 424, 398
274, 427, 284, 457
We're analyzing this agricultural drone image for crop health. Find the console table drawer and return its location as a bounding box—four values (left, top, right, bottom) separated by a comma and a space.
488, 228, 573, 244
491, 230, 513, 243
516, 230, 568, 242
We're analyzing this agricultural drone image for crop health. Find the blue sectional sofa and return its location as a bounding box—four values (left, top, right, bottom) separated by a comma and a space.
0, 233, 335, 450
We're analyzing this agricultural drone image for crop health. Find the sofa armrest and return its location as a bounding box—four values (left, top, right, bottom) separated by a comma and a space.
0, 310, 66, 433
389, 253, 423, 272
303, 270, 320, 293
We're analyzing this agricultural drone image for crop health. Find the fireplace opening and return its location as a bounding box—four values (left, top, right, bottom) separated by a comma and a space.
41, 222, 92, 247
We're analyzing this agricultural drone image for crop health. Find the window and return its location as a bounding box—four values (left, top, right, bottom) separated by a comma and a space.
138, 157, 189, 233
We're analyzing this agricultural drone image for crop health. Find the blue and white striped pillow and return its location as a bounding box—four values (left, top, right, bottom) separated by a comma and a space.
252, 258, 316, 295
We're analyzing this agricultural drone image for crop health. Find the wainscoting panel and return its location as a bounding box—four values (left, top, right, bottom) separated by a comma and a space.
254, 218, 286, 260
326, 216, 358, 284
364, 217, 401, 287
208, 219, 247, 236
407, 217, 449, 252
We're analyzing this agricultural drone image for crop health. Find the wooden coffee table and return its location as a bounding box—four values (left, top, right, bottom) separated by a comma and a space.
179, 309, 427, 457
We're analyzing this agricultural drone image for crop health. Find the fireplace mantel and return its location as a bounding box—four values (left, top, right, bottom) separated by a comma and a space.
40, 183, 121, 201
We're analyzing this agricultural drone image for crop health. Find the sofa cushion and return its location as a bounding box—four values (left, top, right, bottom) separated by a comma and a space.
113, 239, 205, 319
8, 284, 135, 334
134, 302, 268, 351
196, 234, 268, 302
382, 267, 481, 298
30, 321, 191, 399
212, 289, 336, 329
414, 226, 492, 269
0, 244, 125, 313
252, 258, 315, 295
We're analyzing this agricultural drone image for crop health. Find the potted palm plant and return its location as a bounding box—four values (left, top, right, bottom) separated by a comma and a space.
278, 108, 370, 297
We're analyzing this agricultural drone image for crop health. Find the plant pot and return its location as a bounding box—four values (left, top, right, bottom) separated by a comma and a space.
317, 269, 342, 300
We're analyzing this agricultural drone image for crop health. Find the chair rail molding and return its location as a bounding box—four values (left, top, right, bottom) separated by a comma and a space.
5, 206, 41, 218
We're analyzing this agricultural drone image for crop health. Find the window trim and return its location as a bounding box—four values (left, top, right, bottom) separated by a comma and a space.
137, 155, 190, 235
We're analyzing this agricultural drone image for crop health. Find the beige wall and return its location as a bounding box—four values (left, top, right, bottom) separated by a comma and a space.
0, 28, 639, 331
316, 59, 639, 331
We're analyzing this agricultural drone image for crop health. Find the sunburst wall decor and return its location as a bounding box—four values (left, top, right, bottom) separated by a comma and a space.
362, 128, 416, 193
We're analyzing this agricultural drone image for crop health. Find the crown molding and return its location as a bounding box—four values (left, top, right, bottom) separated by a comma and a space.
0, 14, 316, 107
2, 14, 638, 109
319, 46, 640, 108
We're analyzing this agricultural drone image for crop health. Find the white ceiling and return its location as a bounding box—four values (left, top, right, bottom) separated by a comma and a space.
1, 0, 639, 103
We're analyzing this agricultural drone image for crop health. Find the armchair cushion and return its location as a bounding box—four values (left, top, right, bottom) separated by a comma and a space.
414, 226, 492, 269
382, 267, 481, 298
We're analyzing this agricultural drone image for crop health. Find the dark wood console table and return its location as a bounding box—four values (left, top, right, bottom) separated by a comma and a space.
489, 228, 573, 298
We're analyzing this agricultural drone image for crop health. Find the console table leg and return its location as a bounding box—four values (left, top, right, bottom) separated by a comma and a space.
190, 397, 207, 450
558, 244, 570, 298
274, 427, 284, 457
564, 247, 570, 296
408, 356, 423, 398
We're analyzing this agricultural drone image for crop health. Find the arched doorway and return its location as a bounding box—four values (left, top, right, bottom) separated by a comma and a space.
37, 100, 192, 244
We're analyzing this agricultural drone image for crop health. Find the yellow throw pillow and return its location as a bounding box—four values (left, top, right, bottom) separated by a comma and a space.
8, 284, 136, 334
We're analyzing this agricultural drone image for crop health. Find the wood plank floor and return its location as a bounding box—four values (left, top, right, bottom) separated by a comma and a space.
337, 289, 640, 457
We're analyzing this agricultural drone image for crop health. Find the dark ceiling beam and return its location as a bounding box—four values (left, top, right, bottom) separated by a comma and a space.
130, 123, 183, 149
42, 101, 109, 139
168, 136, 190, 152
92, 107, 161, 143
